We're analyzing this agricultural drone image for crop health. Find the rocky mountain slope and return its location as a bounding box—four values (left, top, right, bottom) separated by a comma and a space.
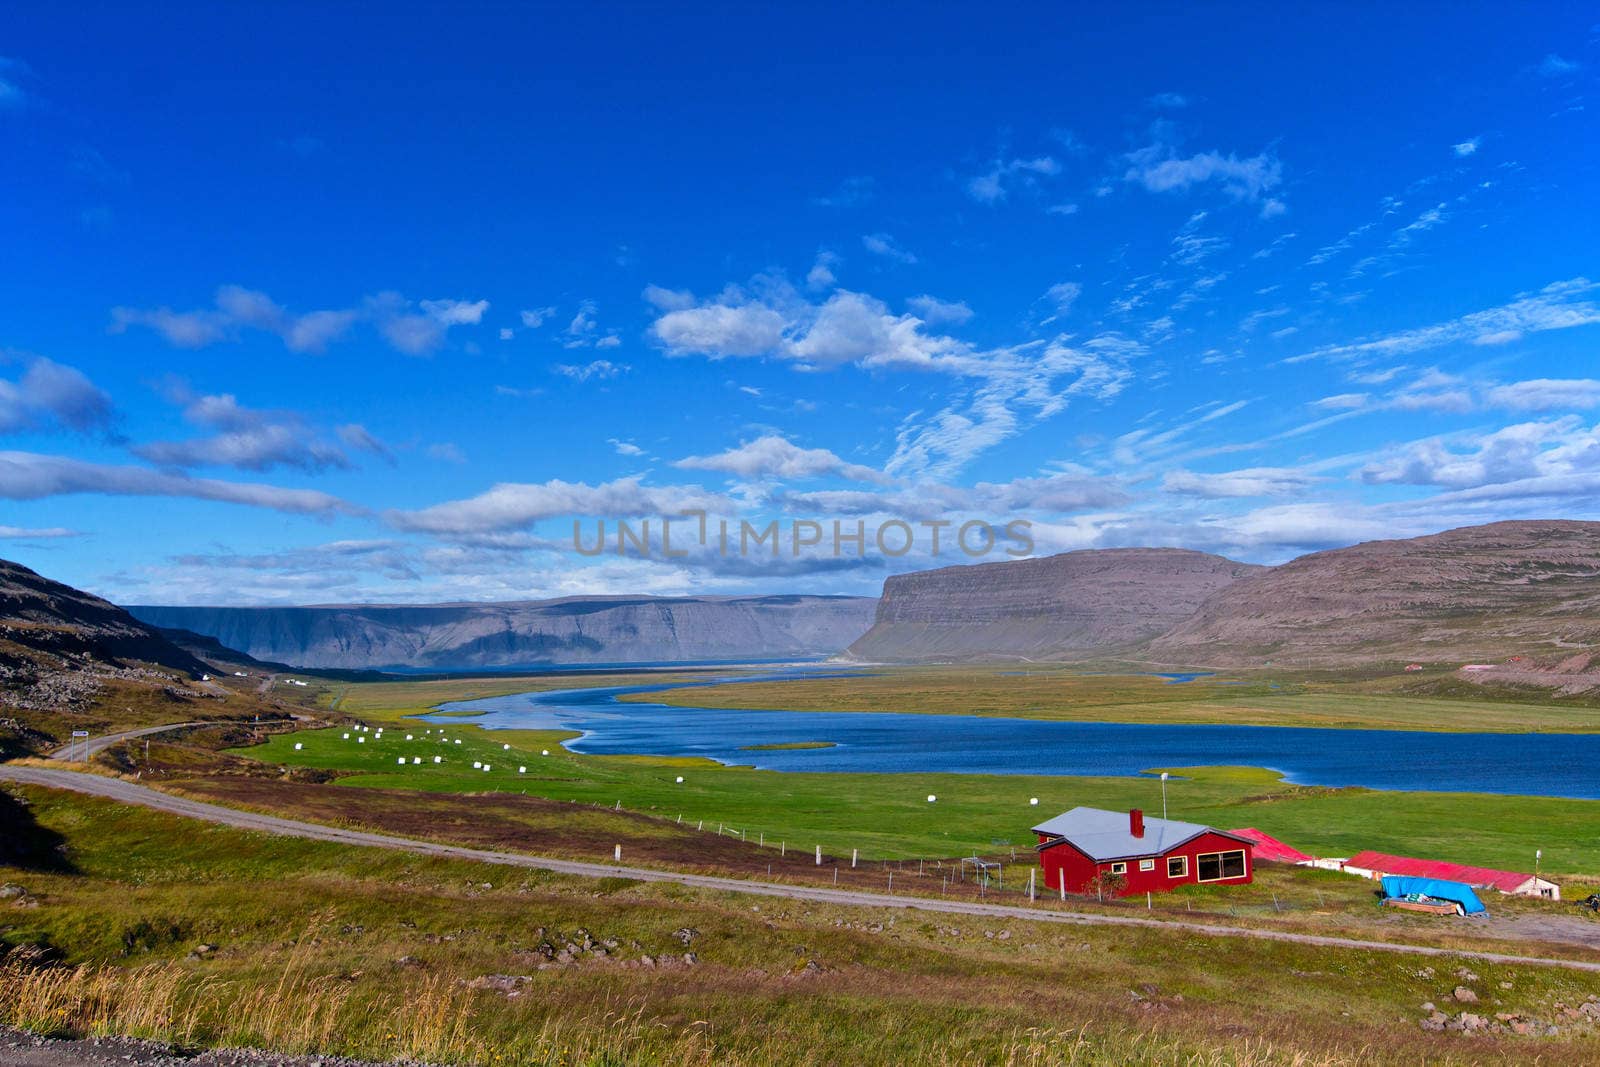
1, 558, 211, 686
0, 558, 275, 756
129, 594, 878, 669
846, 548, 1263, 662
1145, 520, 1600, 667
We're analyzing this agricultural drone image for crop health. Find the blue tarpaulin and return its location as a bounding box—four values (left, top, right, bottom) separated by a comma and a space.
1380, 875, 1486, 914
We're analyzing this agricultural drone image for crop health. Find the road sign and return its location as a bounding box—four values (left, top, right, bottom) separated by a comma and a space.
71, 730, 89, 737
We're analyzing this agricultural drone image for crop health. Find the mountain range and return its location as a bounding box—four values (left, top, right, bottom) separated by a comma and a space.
128, 595, 879, 670
848, 519, 1600, 670
10, 519, 1600, 682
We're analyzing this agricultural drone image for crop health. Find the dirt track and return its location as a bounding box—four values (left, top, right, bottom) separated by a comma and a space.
5, 763, 1600, 973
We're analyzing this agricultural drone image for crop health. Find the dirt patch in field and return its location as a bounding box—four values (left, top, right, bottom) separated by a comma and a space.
166, 776, 999, 897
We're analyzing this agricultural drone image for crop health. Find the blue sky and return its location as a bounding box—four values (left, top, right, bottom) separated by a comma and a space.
3, 3, 1599, 604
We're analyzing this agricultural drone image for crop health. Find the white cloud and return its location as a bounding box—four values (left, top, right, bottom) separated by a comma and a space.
609, 439, 645, 457
653, 302, 790, 359
520, 306, 558, 327
642, 286, 694, 311
1125, 144, 1283, 202
861, 232, 917, 264
387, 476, 729, 535
1162, 466, 1319, 498
906, 295, 973, 324
650, 274, 1142, 477
1452, 137, 1481, 157
675, 434, 888, 484
1045, 203, 1079, 216
1043, 282, 1082, 314
0, 451, 359, 515
135, 390, 352, 472
554, 359, 627, 382
1291, 278, 1600, 363
419, 298, 489, 326
1484, 378, 1600, 412
498, 327, 514, 341
966, 156, 1060, 203
427, 442, 467, 464
112, 287, 486, 356
1311, 392, 1369, 411
336, 423, 395, 462
1538, 54, 1580, 78
0, 525, 78, 539
1387, 202, 1447, 248
1148, 92, 1189, 109
0, 358, 114, 435
806, 252, 839, 290
1359, 417, 1596, 491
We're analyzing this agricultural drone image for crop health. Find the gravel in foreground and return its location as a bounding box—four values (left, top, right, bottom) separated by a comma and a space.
0, 1027, 443, 1067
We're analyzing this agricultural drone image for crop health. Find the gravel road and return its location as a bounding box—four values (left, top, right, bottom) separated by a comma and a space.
46, 723, 207, 761
5, 764, 1599, 972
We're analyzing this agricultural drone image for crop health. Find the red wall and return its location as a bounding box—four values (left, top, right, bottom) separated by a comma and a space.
1038, 831, 1253, 897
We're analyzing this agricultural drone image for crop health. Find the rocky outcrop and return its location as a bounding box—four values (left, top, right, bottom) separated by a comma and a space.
129, 595, 878, 669
845, 548, 1262, 662
1146, 520, 1600, 667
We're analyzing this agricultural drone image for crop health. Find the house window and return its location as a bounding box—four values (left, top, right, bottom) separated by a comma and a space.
1196, 850, 1247, 882
1167, 855, 1188, 878
1109, 862, 1127, 875
1139, 858, 1155, 872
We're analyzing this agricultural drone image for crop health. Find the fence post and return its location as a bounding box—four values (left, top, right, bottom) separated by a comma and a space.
852, 848, 857, 868
815, 845, 821, 866
615, 844, 622, 862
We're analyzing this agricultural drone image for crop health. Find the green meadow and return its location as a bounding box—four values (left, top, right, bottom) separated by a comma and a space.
243, 687, 1600, 879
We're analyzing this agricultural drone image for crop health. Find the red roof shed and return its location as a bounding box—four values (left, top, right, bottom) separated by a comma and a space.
1225, 828, 1313, 864
1341, 850, 1560, 899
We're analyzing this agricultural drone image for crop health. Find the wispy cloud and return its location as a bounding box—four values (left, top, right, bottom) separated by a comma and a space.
862, 232, 918, 264
554, 359, 628, 382
966, 156, 1060, 203
1162, 465, 1320, 498
1125, 142, 1283, 202
110, 286, 486, 356
1289, 278, 1600, 363
1537, 53, 1581, 78
906, 294, 974, 324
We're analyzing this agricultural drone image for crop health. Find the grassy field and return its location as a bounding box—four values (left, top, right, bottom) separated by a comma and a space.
234, 702, 1600, 880
623, 665, 1600, 733
6, 783, 1600, 1065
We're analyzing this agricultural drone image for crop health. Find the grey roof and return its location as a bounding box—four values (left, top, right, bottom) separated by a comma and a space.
1031, 806, 1238, 862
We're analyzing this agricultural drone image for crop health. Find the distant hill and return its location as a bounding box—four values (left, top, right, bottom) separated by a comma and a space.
845, 548, 1263, 663
1145, 520, 1600, 668
129, 594, 879, 669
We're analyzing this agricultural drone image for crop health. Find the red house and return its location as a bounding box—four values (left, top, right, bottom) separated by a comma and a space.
1033, 807, 1254, 897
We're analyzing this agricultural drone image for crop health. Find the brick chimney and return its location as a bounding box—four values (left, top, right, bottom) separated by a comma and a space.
1129, 808, 1145, 838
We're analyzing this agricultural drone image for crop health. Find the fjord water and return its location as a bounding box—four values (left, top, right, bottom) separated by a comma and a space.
431, 677, 1600, 799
